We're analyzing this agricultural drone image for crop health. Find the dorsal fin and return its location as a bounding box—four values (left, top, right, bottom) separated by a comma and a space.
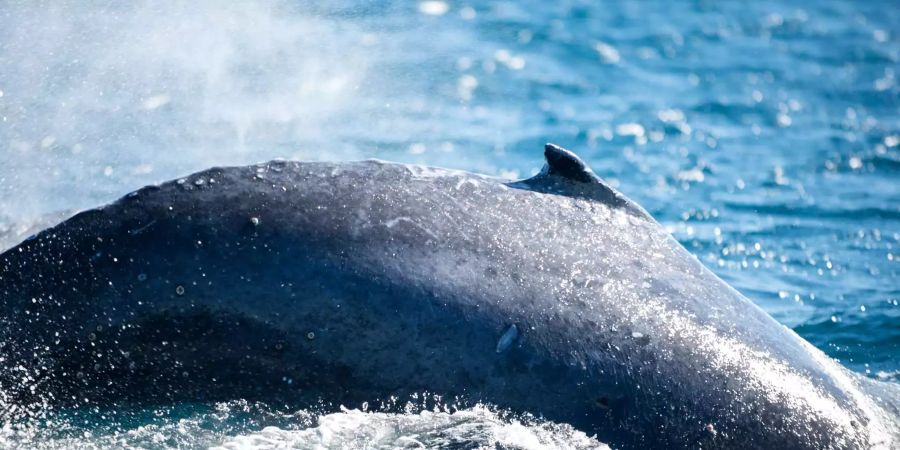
543, 143, 600, 183
510, 143, 652, 220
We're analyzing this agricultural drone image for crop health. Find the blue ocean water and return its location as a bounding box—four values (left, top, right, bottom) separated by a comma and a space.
0, 0, 897, 447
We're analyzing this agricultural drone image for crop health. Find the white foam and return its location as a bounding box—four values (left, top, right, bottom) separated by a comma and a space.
213, 406, 608, 450
0, 403, 608, 450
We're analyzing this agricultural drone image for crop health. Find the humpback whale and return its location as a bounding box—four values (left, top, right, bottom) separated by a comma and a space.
0, 144, 897, 449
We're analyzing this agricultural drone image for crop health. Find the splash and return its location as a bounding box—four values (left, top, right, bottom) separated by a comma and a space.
0, 401, 608, 450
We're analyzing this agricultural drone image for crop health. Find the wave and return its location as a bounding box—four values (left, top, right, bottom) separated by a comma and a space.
0, 401, 608, 450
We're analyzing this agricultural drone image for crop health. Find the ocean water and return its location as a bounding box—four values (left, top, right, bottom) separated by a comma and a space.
0, 0, 897, 448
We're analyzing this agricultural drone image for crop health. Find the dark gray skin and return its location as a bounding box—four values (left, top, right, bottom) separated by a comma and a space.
0, 144, 897, 449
